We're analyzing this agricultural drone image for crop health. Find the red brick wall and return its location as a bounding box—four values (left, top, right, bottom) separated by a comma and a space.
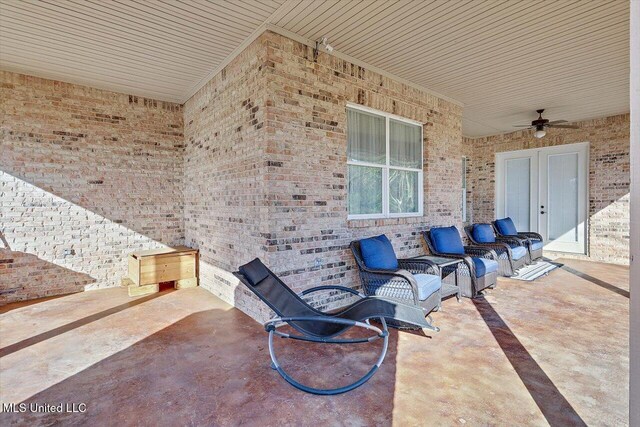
465, 114, 630, 264
1, 72, 184, 304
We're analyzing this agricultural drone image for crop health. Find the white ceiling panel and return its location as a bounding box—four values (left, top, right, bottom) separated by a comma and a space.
0, 0, 630, 136
0, 0, 287, 101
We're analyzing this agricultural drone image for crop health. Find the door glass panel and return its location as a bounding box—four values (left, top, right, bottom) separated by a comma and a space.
505, 157, 530, 231
548, 153, 579, 242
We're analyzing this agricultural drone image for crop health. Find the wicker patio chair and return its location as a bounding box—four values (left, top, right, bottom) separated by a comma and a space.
464, 223, 529, 276
350, 235, 442, 326
234, 258, 433, 395
422, 226, 498, 298
493, 217, 544, 261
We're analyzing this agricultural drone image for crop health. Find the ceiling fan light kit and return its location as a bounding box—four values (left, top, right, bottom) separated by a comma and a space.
514, 109, 580, 138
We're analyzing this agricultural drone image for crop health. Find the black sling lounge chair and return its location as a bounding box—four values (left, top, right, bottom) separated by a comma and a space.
234, 258, 433, 395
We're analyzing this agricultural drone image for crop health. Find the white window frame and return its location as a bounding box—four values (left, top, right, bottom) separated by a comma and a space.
462, 156, 467, 222
346, 103, 424, 220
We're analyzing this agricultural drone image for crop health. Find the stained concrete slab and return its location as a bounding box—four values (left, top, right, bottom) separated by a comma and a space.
0, 259, 629, 426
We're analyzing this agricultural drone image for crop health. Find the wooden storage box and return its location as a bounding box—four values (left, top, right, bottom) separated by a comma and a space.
122, 246, 198, 296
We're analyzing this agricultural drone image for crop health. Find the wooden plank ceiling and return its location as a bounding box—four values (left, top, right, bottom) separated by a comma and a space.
0, 0, 630, 137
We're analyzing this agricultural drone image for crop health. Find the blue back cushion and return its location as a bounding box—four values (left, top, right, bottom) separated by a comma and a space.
430, 226, 464, 254
495, 217, 518, 235
360, 235, 398, 270
472, 224, 496, 243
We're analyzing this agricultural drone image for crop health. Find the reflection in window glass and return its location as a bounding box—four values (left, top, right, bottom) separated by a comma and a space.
389, 169, 419, 214
348, 165, 383, 215
347, 107, 423, 218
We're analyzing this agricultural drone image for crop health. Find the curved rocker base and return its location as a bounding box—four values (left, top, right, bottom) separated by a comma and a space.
267, 318, 389, 395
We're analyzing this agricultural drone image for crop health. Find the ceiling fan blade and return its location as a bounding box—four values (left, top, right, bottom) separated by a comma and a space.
547, 120, 568, 124
547, 124, 579, 129
513, 125, 532, 128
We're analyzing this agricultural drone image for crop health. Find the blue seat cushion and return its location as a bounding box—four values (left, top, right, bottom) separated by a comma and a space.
472, 257, 499, 278
360, 234, 398, 270
430, 226, 464, 254
495, 217, 518, 235
472, 224, 496, 243
510, 246, 527, 260
530, 241, 544, 251
414, 274, 441, 301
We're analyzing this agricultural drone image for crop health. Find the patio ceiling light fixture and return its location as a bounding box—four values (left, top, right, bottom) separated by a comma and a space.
514, 109, 579, 138
534, 125, 546, 138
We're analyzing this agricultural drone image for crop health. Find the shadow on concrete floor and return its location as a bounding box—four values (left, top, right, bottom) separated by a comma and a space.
0, 288, 174, 358
473, 296, 587, 427
560, 265, 630, 298
3, 308, 401, 426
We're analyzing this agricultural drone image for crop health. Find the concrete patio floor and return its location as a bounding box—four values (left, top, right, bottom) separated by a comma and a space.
0, 258, 629, 426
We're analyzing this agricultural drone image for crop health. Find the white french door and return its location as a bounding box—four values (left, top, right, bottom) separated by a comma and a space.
495, 142, 588, 254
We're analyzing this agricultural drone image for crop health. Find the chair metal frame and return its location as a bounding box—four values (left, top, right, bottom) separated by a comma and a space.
234, 260, 433, 395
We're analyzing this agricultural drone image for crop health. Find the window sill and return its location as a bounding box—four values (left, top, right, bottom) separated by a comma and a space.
347, 215, 425, 229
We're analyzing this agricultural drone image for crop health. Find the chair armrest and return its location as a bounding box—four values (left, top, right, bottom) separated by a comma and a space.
470, 241, 511, 256
397, 258, 438, 275
486, 239, 516, 259
464, 246, 498, 260
265, 316, 384, 337
518, 232, 543, 242
394, 269, 420, 301
428, 252, 474, 264
356, 265, 420, 305
496, 236, 525, 246
428, 252, 476, 281
300, 285, 365, 298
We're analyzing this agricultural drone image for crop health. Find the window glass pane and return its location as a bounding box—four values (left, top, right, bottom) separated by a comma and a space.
347, 109, 386, 164
461, 157, 467, 189
389, 169, 419, 214
389, 119, 421, 168
348, 165, 383, 215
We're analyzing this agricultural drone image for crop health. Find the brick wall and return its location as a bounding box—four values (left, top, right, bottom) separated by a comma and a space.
182, 31, 463, 321
465, 114, 630, 264
263, 31, 463, 303
1, 71, 184, 304
182, 36, 272, 320
3, 31, 627, 315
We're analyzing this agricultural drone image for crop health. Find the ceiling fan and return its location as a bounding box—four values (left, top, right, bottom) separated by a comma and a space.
513, 109, 579, 138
